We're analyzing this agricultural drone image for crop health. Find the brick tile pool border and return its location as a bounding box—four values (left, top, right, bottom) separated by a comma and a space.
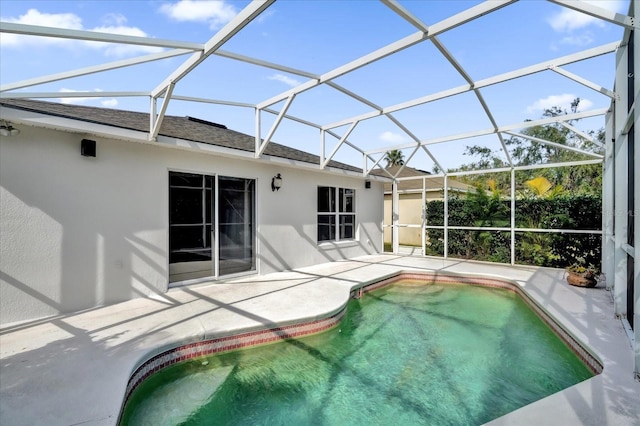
118, 271, 603, 423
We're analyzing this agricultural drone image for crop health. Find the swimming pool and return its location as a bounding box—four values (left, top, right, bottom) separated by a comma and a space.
119, 273, 598, 425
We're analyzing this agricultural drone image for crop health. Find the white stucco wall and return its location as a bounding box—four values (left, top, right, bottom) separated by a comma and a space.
0, 126, 383, 325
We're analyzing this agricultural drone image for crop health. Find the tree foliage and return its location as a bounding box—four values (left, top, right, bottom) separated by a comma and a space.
424, 195, 601, 268
384, 149, 405, 167
452, 99, 604, 196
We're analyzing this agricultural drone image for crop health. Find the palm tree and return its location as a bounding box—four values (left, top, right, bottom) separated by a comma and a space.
385, 150, 405, 167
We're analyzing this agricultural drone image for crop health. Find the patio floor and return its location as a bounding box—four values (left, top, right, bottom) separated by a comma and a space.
1, 254, 638, 425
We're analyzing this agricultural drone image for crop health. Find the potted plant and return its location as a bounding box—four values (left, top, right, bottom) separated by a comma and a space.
565, 259, 601, 288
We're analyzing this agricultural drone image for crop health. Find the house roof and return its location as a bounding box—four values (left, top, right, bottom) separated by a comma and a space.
371, 165, 471, 193
0, 98, 362, 174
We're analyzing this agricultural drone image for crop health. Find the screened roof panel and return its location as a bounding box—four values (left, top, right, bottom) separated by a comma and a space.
0, 0, 632, 175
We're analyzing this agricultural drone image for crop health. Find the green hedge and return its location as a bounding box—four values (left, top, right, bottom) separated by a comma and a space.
424, 195, 601, 268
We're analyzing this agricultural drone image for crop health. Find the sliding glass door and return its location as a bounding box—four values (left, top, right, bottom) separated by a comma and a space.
218, 177, 255, 276
169, 172, 255, 283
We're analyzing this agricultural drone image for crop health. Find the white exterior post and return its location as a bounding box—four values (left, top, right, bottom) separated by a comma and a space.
444, 175, 449, 259
613, 43, 629, 319
511, 168, 516, 265
421, 177, 426, 256
392, 180, 399, 254
603, 111, 615, 291
632, 8, 640, 380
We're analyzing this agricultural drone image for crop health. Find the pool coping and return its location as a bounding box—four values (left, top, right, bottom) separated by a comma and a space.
1, 254, 638, 425
118, 269, 604, 423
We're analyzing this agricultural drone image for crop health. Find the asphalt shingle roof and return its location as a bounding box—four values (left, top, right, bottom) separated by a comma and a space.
0, 98, 361, 173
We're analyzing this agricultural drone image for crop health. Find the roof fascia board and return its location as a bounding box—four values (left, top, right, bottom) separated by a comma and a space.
1, 104, 373, 179
157, 136, 368, 178
0, 105, 151, 142
0, 22, 204, 50
0, 91, 149, 99
150, 0, 274, 99
547, 0, 637, 29
1, 49, 193, 93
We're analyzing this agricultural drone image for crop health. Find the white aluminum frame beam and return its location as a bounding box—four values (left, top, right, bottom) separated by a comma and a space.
549, 66, 618, 99
149, 0, 275, 135
325, 42, 618, 131
383, 0, 513, 167
256, 94, 295, 158
321, 121, 358, 168
0, 22, 204, 50
503, 131, 604, 159
558, 122, 601, 147
150, 1, 274, 98
257, 0, 515, 111
365, 107, 608, 155
1, 49, 192, 92
547, 0, 637, 29
150, 82, 175, 141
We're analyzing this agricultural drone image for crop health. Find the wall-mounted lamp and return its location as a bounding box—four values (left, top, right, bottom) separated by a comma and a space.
271, 173, 283, 191
0, 121, 20, 137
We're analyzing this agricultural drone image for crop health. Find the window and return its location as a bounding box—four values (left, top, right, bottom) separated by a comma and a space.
317, 186, 356, 242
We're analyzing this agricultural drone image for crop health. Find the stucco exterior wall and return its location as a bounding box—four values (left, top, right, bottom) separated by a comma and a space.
0, 126, 383, 325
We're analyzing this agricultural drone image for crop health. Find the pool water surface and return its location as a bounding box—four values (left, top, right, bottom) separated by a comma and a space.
120, 280, 593, 425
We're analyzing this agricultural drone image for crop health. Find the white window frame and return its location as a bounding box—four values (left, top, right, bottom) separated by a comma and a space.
317, 186, 356, 243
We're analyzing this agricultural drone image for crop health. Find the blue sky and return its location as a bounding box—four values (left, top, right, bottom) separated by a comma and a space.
0, 0, 631, 172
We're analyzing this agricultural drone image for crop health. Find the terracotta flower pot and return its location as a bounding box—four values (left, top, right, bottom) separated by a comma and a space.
566, 270, 598, 288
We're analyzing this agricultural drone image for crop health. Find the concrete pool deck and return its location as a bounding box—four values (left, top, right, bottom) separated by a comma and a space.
1, 254, 638, 425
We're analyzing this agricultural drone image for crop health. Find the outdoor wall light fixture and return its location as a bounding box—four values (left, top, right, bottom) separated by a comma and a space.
0, 121, 20, 137
271, 173, 283, 191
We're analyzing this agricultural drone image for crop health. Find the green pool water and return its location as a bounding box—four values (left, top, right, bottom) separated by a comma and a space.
120, 281, 593, 425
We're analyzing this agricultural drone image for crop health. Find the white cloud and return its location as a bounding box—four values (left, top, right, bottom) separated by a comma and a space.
526, 94, 594, 114
0, 9, 160, 57
159, 0, 237, 30
86, 25, 162, 56
268, 74, 301, 87
547, 1, 625, 32
102, 13, 128, 26
58, 88, 108, 105
0, 9, 82, 47
558, 32, 595, 47
379, 131, 404, 143
101, 99, 119, 108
